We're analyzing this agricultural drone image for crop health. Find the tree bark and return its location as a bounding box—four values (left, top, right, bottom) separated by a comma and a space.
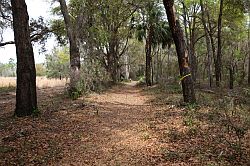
200, 0, 213, 87
189, 16, 198, 82
248, 13, 250, 86
11, 0, 37, 116
229, 67, 234, 89
58, 0, 81, 92
155, 45, 161, 83
215, 0, 223, 87
181, 1, 198, 82
205, 5, 217, 85
163, 0, 196, 103
109, 29, 120, 83
124, 53, 130, 80
145, 24, 153, 86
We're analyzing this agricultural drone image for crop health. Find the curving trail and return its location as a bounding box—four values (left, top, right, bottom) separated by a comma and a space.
58, 82, 164, 165
2, 82, 244, 165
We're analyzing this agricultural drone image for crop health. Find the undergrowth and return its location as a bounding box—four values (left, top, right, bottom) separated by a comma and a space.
0, 86, 15, 93
146, 83, 250, 165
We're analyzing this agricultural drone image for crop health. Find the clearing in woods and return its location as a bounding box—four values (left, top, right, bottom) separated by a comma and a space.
0, 82, 249, 165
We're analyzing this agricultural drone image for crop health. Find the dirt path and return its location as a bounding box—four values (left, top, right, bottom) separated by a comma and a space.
0, 82, 167, 165
1, 82, 249, 165
58, 82, 162, 165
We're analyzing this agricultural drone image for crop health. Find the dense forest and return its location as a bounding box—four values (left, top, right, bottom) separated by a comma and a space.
0, 0, 250, 165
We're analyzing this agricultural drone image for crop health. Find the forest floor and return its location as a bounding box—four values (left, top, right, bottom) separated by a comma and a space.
0, 81, 250, 166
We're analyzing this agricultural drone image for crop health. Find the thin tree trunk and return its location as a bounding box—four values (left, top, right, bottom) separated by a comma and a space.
163, 0, 196, 103
190, 17, 198, 82
248, 13, 250, 86
124, 53, 129, 80
200, 0, 213, 87
167, 49, 170, 80
205, 6, 217, 83
145, 24, 153, 86
182, 1, 198, 82
156, 46, 160, 83
229, 67, 234, 89
181, 1, 190, 54
248, 52, 250, 86
155, 47, 160, 83
239, 53, 247, 85
216, 0, 223, 87
152, 56, 154, 85
11, 0, 37, 116
58, 0, 81, 92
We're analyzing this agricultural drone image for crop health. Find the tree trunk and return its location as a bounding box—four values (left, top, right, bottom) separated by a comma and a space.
152, 56, 154, 85
205, 5, 217, 85
216, 0, 223, 87
163, 0, 196, 103
189, 20, 198, 82
182, 1, 198, 82
58, 0, 81, 92
248, 52, 250, 86
156, 46, 161, 83
145, 24, 153, 86
229, 67, 234, 89
167, 48, 170, 80
11, 0, 37, 116
112, 55, 119, 83
124, 53, 129, 80
200, 0, 213, 87
248, 13, 250, 86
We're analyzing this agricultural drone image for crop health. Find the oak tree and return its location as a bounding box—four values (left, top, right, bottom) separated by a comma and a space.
11, 0, 38, 116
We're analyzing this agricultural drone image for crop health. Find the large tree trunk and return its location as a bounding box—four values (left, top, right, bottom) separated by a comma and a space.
145, 24, 153, 86
163, 0, 196, 103
215, 0, 223, 87
106, 26, 120, 83
58, 0, 81, 92
11, 0, 37, 116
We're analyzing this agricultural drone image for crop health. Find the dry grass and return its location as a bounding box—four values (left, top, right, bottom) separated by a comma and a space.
0, 77, 68, 88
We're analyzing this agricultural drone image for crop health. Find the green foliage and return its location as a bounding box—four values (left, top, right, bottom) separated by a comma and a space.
35, 64, 46, 76
242, 88, 250, 97
0, 86, 16, 93
134, 0, 172, 48
0, 58, 16, 77
32, 108, 40, 117
29, 17, 51, 52
185, 103, 199, 111
212, 96, 250, 160
183, 105, 200, 128
45, 47, 70, 79
50, 19, 67, 45
66, 79, 86, 100
167, 84, 182, 94
137, 76, 146, 85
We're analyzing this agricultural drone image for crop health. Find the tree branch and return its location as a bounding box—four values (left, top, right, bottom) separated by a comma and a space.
0, 41, 14, 47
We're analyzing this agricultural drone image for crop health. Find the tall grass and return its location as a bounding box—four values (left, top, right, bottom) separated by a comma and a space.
0, 77, 68, 88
